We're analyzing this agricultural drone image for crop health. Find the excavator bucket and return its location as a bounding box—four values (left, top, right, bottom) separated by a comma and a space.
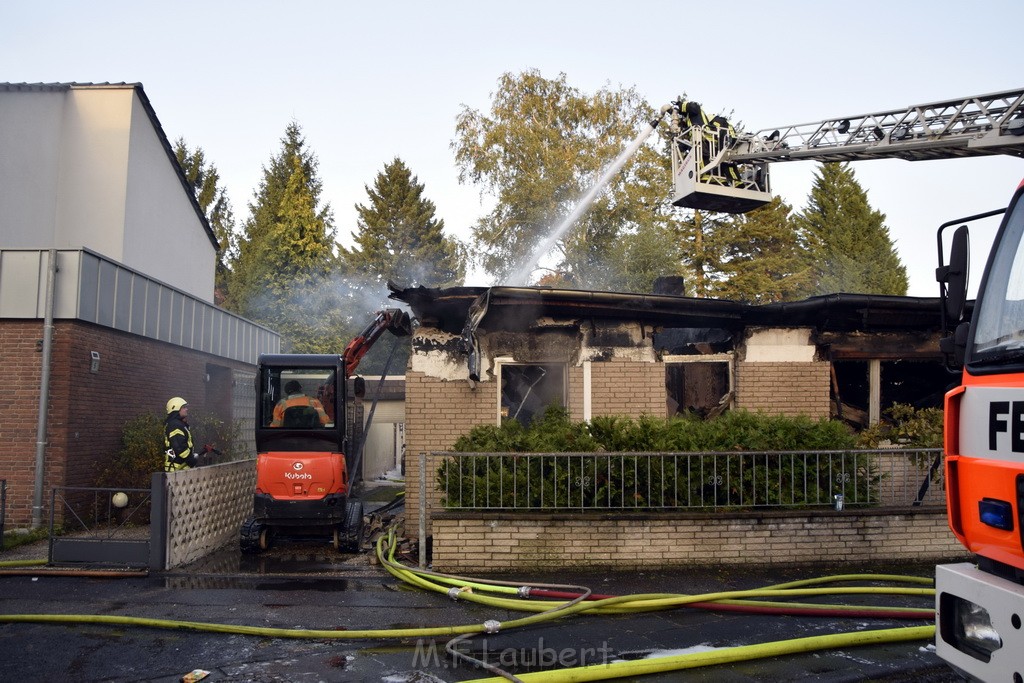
386, 309, 413, 337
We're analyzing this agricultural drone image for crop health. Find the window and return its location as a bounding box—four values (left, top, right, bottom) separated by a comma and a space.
665, 356, 732, 417
499, 362, 566, 426
259, 367, 336, 428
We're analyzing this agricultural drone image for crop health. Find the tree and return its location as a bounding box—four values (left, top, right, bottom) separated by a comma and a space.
796, 163, 908, 295
228, 122, 346, 352
173, 138, 236, 303
706, 196, 814, 303
608, 221, 685, 294
346, 157, 466, 289
452, 70, 671, 289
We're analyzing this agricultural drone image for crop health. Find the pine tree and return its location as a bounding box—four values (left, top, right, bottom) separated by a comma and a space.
796, 163, 908, 295
347, 158, 465, 289
173, 138, 236, 303
707, 197, 814, 303
227, 122, 346, 352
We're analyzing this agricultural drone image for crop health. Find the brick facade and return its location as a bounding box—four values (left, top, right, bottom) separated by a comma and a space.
430, 509, 970, 572
2, 319, 253, 528
734, 361, 831, 418
589, 359, 665, 417
405, 359, 668, 518
404, 371, 496, 516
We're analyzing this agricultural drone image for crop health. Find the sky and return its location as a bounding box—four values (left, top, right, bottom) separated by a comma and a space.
4, 0, 1023, 297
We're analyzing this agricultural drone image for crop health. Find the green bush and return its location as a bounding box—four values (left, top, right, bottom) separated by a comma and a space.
453, 406, 856, 453
441, 407, 867, 509
96, 412, 165, 490
856, 403, 943, 449
192, 415, 246, 462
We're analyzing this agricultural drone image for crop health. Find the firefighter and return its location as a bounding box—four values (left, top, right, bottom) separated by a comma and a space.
675, 100, 742, 186
270, 380, 330, 427
163, 397, 211, 471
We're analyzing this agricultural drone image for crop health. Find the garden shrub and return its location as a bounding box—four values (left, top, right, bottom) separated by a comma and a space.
442, 407, 866, 509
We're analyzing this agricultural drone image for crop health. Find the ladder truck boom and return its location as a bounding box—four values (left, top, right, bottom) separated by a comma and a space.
669, 88, 1024, 213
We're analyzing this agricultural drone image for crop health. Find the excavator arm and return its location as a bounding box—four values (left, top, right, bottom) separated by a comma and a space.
341, 308, 413, 376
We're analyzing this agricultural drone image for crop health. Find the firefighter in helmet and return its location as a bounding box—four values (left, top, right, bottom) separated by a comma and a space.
163, 397, 212, 471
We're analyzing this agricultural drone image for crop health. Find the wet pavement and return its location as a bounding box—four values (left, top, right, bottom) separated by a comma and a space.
0, 527, 960, 683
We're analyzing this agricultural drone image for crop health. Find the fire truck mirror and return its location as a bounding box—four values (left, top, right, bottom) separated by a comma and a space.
353, 376, 366, 398
944, 225, 970, 323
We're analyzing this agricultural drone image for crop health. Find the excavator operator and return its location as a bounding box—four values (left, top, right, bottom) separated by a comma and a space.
270, 380, 331, 428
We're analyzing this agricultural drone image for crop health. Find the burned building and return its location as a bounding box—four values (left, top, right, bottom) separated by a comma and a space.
388, 284, 955, 511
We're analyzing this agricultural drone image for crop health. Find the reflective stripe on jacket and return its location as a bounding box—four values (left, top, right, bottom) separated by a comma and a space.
164, 414, 195, 471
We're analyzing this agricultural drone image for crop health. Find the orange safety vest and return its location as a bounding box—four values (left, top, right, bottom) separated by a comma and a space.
271, 395, 329, 427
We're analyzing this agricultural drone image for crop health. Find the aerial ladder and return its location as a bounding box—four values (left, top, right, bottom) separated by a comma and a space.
667, 88, 1024, 214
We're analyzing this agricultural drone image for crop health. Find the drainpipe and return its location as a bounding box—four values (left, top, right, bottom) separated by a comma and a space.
31, 249, 57, 530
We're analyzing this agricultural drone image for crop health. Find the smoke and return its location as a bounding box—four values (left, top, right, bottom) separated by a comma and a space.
503, 121, 661, 287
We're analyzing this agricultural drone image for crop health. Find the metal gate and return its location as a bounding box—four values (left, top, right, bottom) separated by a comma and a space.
48, 486, 150, 567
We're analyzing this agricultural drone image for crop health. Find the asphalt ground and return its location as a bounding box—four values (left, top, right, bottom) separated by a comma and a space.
0, 526, 960, 683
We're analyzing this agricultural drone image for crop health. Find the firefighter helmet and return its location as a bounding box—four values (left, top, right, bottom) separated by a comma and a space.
166, 397, 188, 414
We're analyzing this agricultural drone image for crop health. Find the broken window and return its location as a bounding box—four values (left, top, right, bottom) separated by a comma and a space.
831, 359, 952, 427
499, 363, 566, 426
665, 358, 732, 418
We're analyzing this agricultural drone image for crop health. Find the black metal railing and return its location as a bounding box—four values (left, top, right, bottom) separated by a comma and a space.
437, 448, 944, 511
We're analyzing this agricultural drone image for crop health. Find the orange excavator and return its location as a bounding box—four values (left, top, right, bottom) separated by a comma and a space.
239, 308, 412, 553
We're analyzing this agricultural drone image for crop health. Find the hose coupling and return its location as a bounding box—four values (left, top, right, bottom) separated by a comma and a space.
447, 586, 473, 600
517, 586, 532, 598
484, 619, 501, 634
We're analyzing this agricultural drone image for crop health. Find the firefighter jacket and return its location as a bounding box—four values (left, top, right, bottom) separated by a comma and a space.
271, 394, 330, 427
164, 413, 197, 471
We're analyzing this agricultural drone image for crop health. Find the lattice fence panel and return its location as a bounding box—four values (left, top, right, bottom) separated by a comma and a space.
165, 460, 255, 569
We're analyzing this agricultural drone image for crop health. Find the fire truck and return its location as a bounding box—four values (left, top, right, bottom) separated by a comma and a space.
666, 89, 1024, 680
935, 183, 1024, 679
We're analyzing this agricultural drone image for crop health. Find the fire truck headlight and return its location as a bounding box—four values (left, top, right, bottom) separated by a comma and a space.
944, 593, 1003, 662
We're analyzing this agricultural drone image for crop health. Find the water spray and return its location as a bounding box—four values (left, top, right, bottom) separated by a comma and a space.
505, 105, 674, 287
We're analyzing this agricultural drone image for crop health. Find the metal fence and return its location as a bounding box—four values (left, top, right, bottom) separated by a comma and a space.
48, 486, 151, 567
437, 448, 945, 511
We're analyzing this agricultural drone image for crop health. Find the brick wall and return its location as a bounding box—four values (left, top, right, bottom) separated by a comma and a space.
406, 360, 668, 522
735, 361, 830, 418
404, 371, 496, 516
430, 509, 970, 572
2, 319, 254, 528
590, 359, 665, 417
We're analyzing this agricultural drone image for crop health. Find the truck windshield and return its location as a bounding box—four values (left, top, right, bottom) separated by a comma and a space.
972, 196, 1024, 365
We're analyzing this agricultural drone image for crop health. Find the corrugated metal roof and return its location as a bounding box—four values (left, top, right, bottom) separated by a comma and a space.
0, 82, 219, 251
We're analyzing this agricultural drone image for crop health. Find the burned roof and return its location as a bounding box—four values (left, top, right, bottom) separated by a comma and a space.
388, 283, 953, 335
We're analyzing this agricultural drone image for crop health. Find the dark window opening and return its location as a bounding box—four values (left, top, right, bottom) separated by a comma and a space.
831, 359, 950, 427
500, 363, 565, 426
666, 362, 730, 418
880, 359, 950, 411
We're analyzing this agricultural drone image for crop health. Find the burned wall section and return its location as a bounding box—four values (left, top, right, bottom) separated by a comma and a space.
734, 327, 831, 419
820, 330, 951, 426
